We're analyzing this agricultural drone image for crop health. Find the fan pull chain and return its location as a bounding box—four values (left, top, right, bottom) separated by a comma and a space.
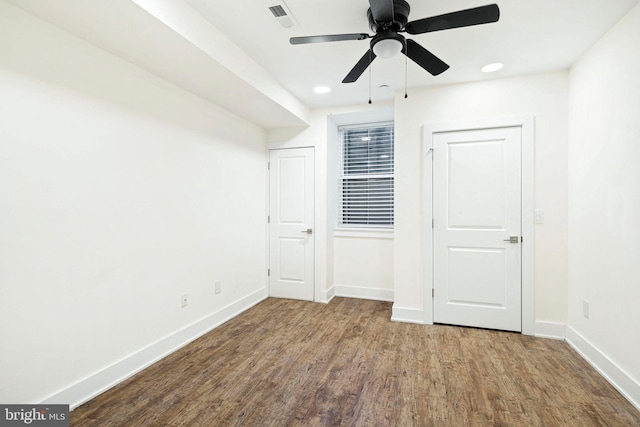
404, 39, 408, 99
368, 50, 372, 104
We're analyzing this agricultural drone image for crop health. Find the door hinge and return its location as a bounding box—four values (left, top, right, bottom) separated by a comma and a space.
267, 269, 270, 277
432, 288, 434, 297
432, 218, 434, 228
267, 162, 270, 170
267, 215, 270, 224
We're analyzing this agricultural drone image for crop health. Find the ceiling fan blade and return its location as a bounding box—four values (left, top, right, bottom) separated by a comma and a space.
290, 33, 370, 45
403, 39, 449, 76
342, 50, 377, 83
405, 4, 500, 35
369, 0, 394, 23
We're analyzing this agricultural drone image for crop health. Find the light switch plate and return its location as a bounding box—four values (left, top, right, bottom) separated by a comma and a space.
534, 210, 544, 224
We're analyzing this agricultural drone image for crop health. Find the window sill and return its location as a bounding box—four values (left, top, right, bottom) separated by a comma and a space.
333, 227, 394, 239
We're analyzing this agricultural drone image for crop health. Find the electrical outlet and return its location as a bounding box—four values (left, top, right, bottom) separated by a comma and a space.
215, 280, 221, 294
583, 300, 589, 319
181, 293, 188, 308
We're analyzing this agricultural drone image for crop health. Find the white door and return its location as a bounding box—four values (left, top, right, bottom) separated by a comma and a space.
433, 126, 522, 332
269, 148, 314, 301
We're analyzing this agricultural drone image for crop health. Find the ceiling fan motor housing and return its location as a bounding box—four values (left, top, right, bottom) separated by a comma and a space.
368, 0, 410, 32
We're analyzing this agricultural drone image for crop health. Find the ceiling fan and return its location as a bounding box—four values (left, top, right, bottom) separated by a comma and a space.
290, 0, 500, 83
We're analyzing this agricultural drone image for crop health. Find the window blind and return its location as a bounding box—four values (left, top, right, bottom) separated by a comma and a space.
339, 123, 394, 227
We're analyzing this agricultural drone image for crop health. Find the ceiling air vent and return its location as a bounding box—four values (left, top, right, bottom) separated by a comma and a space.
266, 2, 298, 29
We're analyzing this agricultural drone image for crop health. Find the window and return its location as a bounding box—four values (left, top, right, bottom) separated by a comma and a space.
339, 122, 394, 227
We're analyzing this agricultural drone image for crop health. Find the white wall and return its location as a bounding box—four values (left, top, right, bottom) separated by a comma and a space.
394, 72, 569, 326
0, 2, 267, 406
567, 2, 640, 408
333, 232, 394, 301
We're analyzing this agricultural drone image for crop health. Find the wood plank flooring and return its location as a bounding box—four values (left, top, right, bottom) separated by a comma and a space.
71, 298, 640, 426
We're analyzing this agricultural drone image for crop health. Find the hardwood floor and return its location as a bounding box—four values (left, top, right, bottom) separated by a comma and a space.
71, 298, 640, 426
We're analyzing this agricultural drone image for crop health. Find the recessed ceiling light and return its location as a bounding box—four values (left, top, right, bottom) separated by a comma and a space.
481, 62, 503, 73
314, 86, 331, 94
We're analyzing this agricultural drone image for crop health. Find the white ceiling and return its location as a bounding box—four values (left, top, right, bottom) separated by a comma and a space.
5, 0, 639, 126
4, 0, 311, 128
185, 0, 640, 108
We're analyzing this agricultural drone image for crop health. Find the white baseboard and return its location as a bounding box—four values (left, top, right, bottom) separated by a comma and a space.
566, 326, 640, 412
320, 286, 335, 304
390, 305, 425, 324
41, 288, 268, 410
534, 321, 566, 340
334, 284, 393, 302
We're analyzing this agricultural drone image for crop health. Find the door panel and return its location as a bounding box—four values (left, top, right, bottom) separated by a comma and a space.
433, 127, 521, 332
278, 238, 305, 281
278, 158, 306, 223
269, 148, 314, 301
447, 247, 506, 307
447, 140, 506, 229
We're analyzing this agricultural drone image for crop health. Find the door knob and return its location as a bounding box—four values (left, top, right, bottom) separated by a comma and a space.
503, 236, 519, 243
301, 228, 313, 235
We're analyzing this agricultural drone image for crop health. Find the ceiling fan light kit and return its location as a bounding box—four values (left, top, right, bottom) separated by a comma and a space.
290, 0, 500, 84
371, 34, 404, 59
